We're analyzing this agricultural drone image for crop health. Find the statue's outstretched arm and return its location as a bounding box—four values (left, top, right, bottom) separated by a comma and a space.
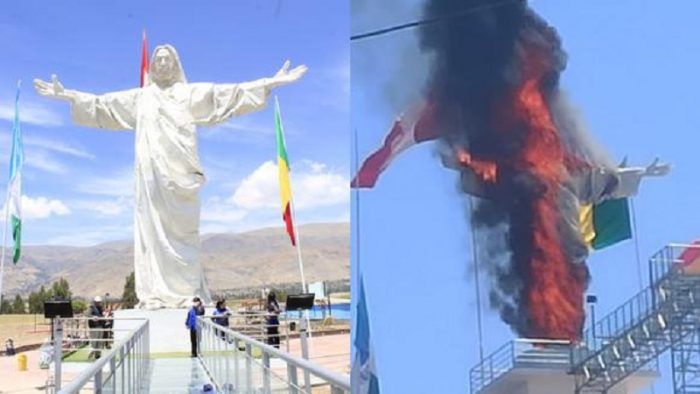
224, 60, 308, 95
263, 60, 308, 90
35, 74, 138, 130
580, 157, 671, 202
641, 157, 671, 177
33, 74, 84, 103
189, 61, 307, 126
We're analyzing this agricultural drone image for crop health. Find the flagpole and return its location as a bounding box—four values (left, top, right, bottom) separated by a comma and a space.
275, 96, 307, 294
274, 96, 312, 358
468, 197, 485, 365
0, 186, 12, 305
352, 127, 361, 364
454, 106, 485, 365
289, 197, 307, 293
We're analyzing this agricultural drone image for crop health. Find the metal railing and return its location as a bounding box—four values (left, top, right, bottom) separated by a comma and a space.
470, 244, 700, 393
469, 338, 571, 393
569, 243, 700, 393
648, 243, 695, 284
197, 316, 350, 394
570, 244, 697, 365
209, 312, 291, 346
56, 318, 149, 394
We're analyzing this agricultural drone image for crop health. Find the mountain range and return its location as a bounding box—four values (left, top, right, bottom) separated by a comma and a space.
1, 222, 349, 298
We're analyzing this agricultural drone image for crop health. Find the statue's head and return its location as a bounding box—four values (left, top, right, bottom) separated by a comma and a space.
148, 45, 186, 87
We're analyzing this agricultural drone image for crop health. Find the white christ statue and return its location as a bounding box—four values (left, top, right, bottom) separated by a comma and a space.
34, 45, 307, 309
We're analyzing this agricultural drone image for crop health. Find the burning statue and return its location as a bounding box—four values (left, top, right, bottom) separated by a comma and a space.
352, 0, 669, 340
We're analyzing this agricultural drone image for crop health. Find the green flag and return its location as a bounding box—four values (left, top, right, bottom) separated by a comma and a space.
580, 198, 632, 250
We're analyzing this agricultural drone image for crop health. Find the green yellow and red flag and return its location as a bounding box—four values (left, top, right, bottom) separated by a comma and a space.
275, 97, 296, 246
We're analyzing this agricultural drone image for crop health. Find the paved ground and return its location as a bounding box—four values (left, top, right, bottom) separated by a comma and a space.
287, 333, 350, 376
0, 350, 47, 393
0, 350, 87, 393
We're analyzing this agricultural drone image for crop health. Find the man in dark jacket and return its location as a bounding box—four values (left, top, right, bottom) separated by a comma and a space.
87, 296, 105, 360
186, 297, 205, 357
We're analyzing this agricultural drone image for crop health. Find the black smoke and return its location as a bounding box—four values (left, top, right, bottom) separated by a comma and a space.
418, 0, 591, 337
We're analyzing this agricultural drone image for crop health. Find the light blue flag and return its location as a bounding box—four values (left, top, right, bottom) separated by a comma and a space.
8, 81, 23, 264
351, 275, 380, 394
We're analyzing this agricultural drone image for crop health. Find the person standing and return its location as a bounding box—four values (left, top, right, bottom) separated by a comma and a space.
266, 292, 281, 349
213, 300, 231, 340
186, 297, 205, 357
87, 296, 105, 360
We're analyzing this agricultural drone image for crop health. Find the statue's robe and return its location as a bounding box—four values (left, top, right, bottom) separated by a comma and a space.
70, 46, 271, 308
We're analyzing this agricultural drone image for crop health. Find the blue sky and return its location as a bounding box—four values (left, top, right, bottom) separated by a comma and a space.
0, 1, 349, 246
352, 1, 700, 393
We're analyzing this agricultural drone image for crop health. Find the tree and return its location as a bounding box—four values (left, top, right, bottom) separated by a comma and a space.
28, 285, 52, 314
12, 294, 25, 314
0, 295, 11, 314
28, 291, 38, 313
71, 299, 87, 314
121, 272, 139, 309
51, 278, 72, 300
269, 288, 287, 303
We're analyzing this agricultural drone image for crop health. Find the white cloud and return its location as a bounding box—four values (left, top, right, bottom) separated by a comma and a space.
24, 150, 68, 174
71, 196, 132, 216
24, 135, 95, 159
89, 200, 127, 216
201, 196, 248, 223
46, 225, 132, 246
231, 160, 349, 211
0, 100, 62, 127
0, 133, 94, 160
19, 195, 70, 220
0, 134, 93, 175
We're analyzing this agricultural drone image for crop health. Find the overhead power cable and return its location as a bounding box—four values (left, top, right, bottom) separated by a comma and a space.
351, 0, 518, 41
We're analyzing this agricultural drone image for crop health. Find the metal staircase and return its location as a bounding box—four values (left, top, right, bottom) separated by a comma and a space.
570, 244, 700, 393
470, 244, 700, 394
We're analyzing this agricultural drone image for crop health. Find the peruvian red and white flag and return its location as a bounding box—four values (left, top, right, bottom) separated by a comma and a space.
140, 29, 149, 87
351, 101, 441, 188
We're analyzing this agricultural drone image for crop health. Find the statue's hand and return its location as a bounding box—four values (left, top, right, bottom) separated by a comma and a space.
271, 60, 308, 87
33, 74, 70, 100
644, 157, 671, 177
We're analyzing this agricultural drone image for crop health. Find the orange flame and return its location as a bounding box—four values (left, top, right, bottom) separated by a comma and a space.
456, 148, 498, 183
513, 66, 585, 341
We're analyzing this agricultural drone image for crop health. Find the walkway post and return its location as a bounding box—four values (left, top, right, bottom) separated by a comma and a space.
300, 316, 311, 393
54, 318, 63, 391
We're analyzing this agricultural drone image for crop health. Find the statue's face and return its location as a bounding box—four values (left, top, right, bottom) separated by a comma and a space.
151, 48, 177, 84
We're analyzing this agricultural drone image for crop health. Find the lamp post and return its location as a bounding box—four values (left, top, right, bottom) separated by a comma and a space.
586, 294, 598, 348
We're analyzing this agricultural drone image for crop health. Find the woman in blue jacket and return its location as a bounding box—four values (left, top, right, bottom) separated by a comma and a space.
213, 300, 232, 339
